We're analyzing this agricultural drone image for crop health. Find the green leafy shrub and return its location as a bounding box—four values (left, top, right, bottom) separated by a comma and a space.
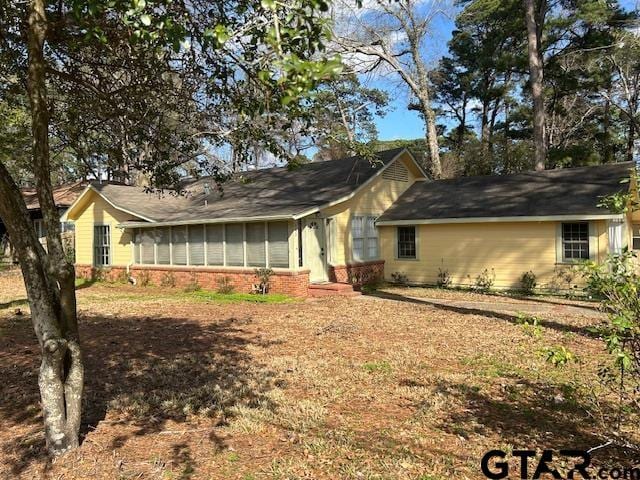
216, 276, 235, 294
520, 270, 537, 294
516, 312, 542, 339
437, 268, 452, 288
160, 271, 177, 288
580, 249, 640, 431
474, 268, 495, 291
540, 346, 576, 367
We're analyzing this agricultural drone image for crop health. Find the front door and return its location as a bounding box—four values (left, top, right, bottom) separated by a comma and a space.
305, 218, 328, 282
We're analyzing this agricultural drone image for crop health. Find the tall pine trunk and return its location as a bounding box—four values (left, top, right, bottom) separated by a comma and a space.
523, 0, 546, 171
0, 0, 84, 455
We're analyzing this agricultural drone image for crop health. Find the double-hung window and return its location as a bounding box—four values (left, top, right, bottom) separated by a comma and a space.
632, 224, 640, 250
397, 226, 416, 259
352, 215, 378, 261
561, 222, 589, 261
94, 225, 111, 266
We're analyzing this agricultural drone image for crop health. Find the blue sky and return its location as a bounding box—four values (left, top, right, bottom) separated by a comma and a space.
372, 0, 638, 141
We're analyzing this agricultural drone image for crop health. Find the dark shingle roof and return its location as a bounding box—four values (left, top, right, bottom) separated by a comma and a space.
92, 148, 407, 223
378, 162, 635, 223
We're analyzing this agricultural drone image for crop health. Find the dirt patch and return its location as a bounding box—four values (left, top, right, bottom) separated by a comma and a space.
0, 274, 637, 479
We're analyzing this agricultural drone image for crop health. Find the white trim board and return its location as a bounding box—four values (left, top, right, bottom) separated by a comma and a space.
61, 185, 155, 223
376, 214, 624, 226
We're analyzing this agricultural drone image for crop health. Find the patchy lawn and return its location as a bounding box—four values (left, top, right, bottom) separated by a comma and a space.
0, 270, 638, 479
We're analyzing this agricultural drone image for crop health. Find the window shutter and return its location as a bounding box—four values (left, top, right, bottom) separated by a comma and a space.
225, 224, 244, 266
156, 227, 171, 265
268, 222, 289, 268
140, 229, 155, 264
189, 225, 205, 265
172, 226, 187, 265
206, 224, 224, 265
246, 223, 266, 267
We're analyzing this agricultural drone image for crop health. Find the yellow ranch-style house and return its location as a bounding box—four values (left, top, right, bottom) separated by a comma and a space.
62, 148, 638, 297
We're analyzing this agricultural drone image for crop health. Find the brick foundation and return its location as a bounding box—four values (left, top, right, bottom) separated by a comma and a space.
75, 264, 310, 297
328, 260, 385, 285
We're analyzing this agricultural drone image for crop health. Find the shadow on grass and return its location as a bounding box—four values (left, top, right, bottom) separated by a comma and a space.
413, 378, 636, 467
381, 285, 602, 311
367, 290, 599, 338
0, 312, 278, 476
0, 298, 28, 310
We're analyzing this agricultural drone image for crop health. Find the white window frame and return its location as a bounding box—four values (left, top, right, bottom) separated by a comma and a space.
93, 224, 111, 267
352, 214, 379, 262
556, 222, 596, 263
396, 225, 418, 260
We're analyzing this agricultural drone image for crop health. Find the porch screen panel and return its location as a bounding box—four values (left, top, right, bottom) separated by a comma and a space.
141, 229, 155, 264
246, 223, 266, 267
206, 224, 224, 265
225, 224, 244, 266
268, 222, 289, 268
133, 229, 141, 264
171, 226, 187, 265
189, 225, 205, 265
156, 227, 171, 265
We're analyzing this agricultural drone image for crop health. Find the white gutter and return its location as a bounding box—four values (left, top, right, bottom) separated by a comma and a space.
375, 214, 624, 226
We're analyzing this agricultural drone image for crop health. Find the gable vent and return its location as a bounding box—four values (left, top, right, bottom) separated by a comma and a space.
382, 161, 409, 182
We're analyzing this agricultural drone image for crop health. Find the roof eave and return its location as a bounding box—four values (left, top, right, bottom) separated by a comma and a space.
376, 213, 624, 226
118, 214, 295, 229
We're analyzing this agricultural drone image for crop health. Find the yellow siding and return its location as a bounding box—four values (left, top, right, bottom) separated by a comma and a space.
380, 220, 608, 289
321, 152, 421, 265
73, 191, 137, 266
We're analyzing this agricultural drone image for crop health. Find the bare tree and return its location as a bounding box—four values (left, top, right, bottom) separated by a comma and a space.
600, 31, 640, 162
331, 0, 450, 178
523, 0, 547, 170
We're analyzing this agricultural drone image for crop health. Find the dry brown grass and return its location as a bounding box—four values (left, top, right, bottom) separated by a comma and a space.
0, 270, 638, 479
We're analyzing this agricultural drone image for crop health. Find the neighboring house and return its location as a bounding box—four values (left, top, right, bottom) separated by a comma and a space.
62, 148, 636, 296
1, 181, 85, 260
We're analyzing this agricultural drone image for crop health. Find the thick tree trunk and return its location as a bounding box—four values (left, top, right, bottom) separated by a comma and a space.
423, 102, 442, 179
523, 0, 546, 171
0, 0, 84, 456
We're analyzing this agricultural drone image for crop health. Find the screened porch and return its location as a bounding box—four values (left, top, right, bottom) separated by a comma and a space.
131, 221, 292, 269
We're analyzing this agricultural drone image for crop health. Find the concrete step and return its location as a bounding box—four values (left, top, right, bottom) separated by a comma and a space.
308, 282, 362, 297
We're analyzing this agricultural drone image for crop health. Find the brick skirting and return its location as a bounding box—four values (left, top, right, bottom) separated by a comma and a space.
75, 264, 310, 297
328, 260, 385, 285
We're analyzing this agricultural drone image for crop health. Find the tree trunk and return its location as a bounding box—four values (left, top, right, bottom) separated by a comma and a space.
424, 102, 442, 179
523, 0, 546, 171
627, 119, 636, 163
0, 0, 84, 456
